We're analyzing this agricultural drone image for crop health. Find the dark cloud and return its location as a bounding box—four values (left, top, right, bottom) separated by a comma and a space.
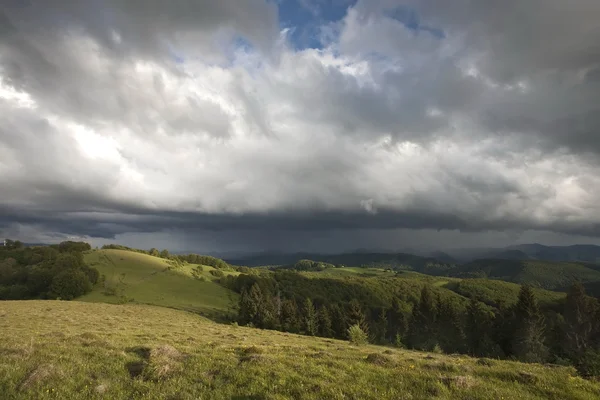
1, 0, 600, 251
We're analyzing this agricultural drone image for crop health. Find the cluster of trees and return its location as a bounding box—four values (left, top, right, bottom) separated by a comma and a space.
281, 259, 336, 272
0, 241, 98, 300
230, 270, 600, 377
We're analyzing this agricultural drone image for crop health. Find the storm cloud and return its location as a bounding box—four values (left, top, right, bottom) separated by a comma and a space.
1, 0, 600, 252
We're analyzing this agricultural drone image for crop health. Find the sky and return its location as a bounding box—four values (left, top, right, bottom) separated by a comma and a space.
1, 0, 600, 254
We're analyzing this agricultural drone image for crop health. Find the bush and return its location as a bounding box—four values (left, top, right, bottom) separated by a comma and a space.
210, 269, 225, 278
49, 269, 92, 300
576, 350, 600, 378
347, 324, 368, 346
83, 266, 100, 285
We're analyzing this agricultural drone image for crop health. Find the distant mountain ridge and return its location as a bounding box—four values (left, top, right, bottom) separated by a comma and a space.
445, 243, 600, 263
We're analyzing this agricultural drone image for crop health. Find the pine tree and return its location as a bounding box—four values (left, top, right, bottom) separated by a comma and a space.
318, 306, 334, 338
281, 298, 300, 333
238, 283, 262, 326
328, 303, 347, 339
303, 298, 318, 336
437, 297, 466, 353
238, 283, 277, 329
346, 299, 368, 335
512, 285, 548, 363
374, 307, 388, 344
387, 297, 408, 345
564, 283, 594, 359
465, 297, 497, 357
407, 285, 438, 351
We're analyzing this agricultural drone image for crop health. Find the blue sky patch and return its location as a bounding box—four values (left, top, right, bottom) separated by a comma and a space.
277, 0, 357, 49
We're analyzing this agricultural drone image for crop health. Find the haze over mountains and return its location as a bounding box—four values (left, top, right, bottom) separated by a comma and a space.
224, 243, 600, 266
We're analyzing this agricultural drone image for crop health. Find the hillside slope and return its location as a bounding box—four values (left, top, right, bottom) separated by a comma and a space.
1, 301, 599, 400
80, 249, 237, 319
449, 259, 600, 290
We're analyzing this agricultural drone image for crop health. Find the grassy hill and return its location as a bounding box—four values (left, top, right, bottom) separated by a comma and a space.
1, 300, 599, 400
449, 259, 600, 291
80, 249, 238, 319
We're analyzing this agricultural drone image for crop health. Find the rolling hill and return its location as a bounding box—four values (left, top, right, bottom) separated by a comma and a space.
448, 259, 600, 291
80, 249, 238, 319
1, 300, 599, 400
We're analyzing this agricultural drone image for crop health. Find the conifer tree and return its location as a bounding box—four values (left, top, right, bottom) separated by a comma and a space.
303, 298, 318, 336
318, 306, 334, 338
374, 307, 388, 344
564, 283, 594, 359
346, 299, 368, 335
238, 283, 262, 326
387, 297, 408, 345
465, 297, 497, 356
328, 303, 347, 339
281, 298, 300, 333
512, 285, 548, 363
437, 297, 466, 353
407, 285, 438, 350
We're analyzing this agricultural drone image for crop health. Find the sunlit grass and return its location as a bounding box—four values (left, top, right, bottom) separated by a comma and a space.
1, 301, 599, 400
80, 250, 237, 318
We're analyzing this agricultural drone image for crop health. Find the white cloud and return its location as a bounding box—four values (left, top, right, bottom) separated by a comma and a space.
1, 0, 600, 246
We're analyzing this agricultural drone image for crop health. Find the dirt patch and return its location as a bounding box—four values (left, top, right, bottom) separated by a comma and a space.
95, 383, 108, 394
144, 345, 185, 381
365, 353, 395, 367
19, 364, 61, 391
125, 344, 185, 381
441, 375, 477, 390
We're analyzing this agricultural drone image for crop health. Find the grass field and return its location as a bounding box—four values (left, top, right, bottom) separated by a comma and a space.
80, 250, 237, 319
1, 300, 599, 400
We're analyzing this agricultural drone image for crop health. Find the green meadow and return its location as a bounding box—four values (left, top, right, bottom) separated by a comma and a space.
1, 300, 599, 400
80, 249, 238, 319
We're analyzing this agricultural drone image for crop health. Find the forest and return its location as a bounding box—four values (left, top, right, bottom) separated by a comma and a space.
223, 270, 600, 378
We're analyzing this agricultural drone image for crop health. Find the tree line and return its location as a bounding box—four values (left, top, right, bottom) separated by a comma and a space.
0, 240, 99, 300
227, 271, 600, 378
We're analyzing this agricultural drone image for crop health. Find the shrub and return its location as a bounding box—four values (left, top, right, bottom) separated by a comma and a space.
210, 269, 225, 278
83, 266, 100, 285
576, 350, 600, 378
347, 324, 368, 346
49, 269, 92, 300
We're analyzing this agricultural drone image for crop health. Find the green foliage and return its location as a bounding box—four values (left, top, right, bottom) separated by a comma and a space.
210, 269, 225, 278
347, 324, 368, 346
287, 259, 335, 271
577, 350, 600, 378
317, 306, 334, 338
512, 285, 549, 363
0, 243, 98, 300
451, 259, 600, 291
303, 298, 318, 336
57, 241, 91, 253
408, 285, 438, 351
49, 269, 92, 300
